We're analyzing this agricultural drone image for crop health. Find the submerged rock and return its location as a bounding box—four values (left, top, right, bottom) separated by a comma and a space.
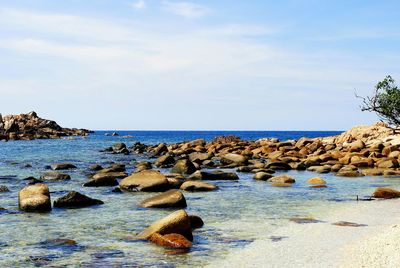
138, 209, 193, 241
41, 172, 71, 181
332, 221, 367, 227
188, 170, 239, 180
51, 163, 77, 170
149, 233, 192, 249
139, 190, 187, 208
180, 181, 218, 192
267, 174, 295, 184
54, 191, 104, 208
120, 170, 170, 192
18, 184, 52, 212
0, 185, 10, 192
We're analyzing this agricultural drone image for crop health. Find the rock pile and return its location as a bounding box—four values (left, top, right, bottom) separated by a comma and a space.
0, 111, 91, 141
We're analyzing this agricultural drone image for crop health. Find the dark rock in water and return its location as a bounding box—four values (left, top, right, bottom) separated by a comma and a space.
188, 170, 239, 180
139, 189, 187, 208
289, 217, 322, 224
269, 236, 289, 242
24, 177, 44, 185
91, 249, 125, 259
54, 191, 104, 208
98, 164, 126, 173
253, 172, 273, 181
112, 132, 119, 136
0, 175, 18, 180
0, 185, 10, 192
51, 163, 77, 170
83, 175, 119, 187
266, 161, 292, 170
119, 170, 170, 192
332, 221, 367, 227
40, 238, 77, 247
112, 187, 122, 193
180, 181, 218, 192
189, 215, 204, 229
89, 164, 103, 171
24, 164, 32, 168
153, 143, 168, 156
41, 172, 71, 181
18, 184, 52, 212
112, 142, 126, 151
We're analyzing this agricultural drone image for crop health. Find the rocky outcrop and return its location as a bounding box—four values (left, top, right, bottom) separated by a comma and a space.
53, 191, 104, 208
18, 184, 52, 212
373, 187, 400, 199
0, 111, 91, 141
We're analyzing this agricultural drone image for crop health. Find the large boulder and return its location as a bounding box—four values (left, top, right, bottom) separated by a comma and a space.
119, 170, 170, 192
180, 181, 218, 192
189, 152, 212, 163
51, 163, 77, 170
139, 190, 187, 208
188, 170, 239, 180
221, 153, 248, 166
373, 187, 400, 199
53, 191, 104, 208
18, 184, 52, 212
41, 172, 71, 181
138, 209, 193, 241
267, 174, 295, 184
148, 233, 192, 249
171, 159, 196, 175
135, 161, 152, 172
266, 161, 292, 170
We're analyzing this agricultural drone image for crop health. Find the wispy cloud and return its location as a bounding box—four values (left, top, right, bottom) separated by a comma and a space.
163, 1, 211, 19
130, 0, 146, 10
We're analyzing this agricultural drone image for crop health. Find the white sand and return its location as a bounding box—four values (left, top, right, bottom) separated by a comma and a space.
207, 199, 400, 268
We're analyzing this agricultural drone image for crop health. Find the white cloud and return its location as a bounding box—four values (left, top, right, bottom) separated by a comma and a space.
163, 1, 211, 19
131, 0, 146, 10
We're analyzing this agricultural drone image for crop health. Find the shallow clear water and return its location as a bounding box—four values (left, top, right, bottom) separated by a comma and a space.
1, 131, 400, 267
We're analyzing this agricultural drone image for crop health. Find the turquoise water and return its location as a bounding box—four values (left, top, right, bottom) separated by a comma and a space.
1, 131, 400, 267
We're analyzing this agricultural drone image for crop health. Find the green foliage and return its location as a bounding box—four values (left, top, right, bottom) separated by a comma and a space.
358, 76, 400, 127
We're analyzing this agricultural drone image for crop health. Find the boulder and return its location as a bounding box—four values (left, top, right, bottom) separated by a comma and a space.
51, 163, 77, 170
348, 140, 365, 152
268, 175, 295, 184
376, 159, 399, 169
155, 154, 176, 167
189, 215, 204, 229
180, 181, 218, 192
188, 170, 239, 180
373, 187, 400, 199
253, 172, 273, 181
362, 169, 384, 176
266, 161, 292, 170
53, 191, 104, 208
307, 177, 326, 185
137, 209, 193, 241
148, 233, 192, 249
135, 161, 152, 172
120, 170, 170, 192
220, 153, 248, 166
83, 172, 124, 187
335, 167, 364, 177
171, 159, 196, 175
89, 164, 103, 171
189, 152, 212, 163
18, 184, 51, 212
153, 143, 168, 156
139, 190, 187, 208
112, 142, 126, 151
307, 166, 331, 173
40, 172, 71, 181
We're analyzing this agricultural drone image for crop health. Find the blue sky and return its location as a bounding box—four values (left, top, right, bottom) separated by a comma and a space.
0, 0, 399, 130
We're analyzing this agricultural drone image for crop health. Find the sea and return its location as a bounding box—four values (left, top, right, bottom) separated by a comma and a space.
1, 130, 399, 267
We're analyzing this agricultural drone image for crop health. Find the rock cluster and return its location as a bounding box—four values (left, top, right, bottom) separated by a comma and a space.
0, 111, 91, 141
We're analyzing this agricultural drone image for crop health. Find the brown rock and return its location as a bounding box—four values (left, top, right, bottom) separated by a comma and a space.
171, 159, 196, 175
373, 187, 400, 199
18, 184, 51, 212
307, 177, 326, 185
120, 170, 170, 192
180, 181, 218, 191
148, 233, 192, 249
268, 174, 295, 184
53, 191, 103, 208
139, 190, 187, 208
253, 172, 273, 181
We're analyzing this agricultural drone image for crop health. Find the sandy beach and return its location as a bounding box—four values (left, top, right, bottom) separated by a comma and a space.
208, 199, 400, 268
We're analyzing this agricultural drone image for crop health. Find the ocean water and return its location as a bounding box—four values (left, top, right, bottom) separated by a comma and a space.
1, 131, 400, 267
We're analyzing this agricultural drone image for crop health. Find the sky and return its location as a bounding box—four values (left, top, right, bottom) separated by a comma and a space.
0, 0, 399, 130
